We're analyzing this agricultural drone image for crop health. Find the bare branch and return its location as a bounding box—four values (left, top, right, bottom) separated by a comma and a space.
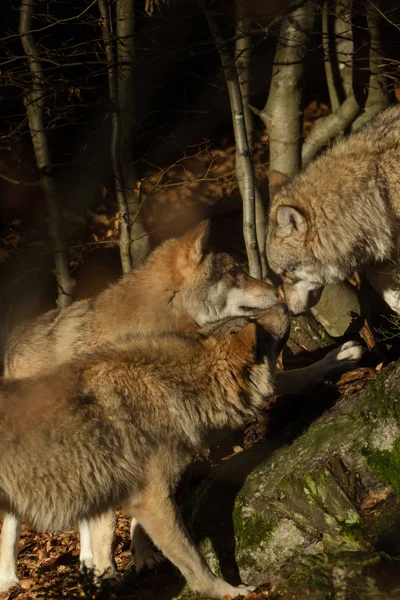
204, 5, 261, 280
19, 0, 75, 308
301, 93, 359, 164
0, 172, 41, 186
98, 0, 132, 274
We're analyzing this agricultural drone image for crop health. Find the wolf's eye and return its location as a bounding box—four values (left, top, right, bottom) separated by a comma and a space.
282, 271, 300, 284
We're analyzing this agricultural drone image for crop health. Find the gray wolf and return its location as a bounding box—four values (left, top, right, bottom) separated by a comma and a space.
0, 305, 290, 598
266, 104, 400, 315
1, 221, 362, 591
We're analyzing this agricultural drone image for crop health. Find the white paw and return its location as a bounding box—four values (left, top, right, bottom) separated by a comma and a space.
133, 546, 164, 573
0, 577, 20, 592
79, 555, 94, 571
235, 583, 256, 595
219, 582, 255, 598
323, 341, 364, 374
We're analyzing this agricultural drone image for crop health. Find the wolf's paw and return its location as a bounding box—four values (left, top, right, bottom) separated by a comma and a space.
235, 583, 256, 595
132, 546, 164, 573
323, 340, 364, 375
79, 554, 94, 572
0, 577, 20, 593
211, 581, 255, 598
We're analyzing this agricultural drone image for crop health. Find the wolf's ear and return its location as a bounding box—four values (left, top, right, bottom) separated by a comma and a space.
268, 171, 291, 198
228, 321, 257, 362
176, 220, 211, 278
189, 220, 211, 265
276, 206, 307, 239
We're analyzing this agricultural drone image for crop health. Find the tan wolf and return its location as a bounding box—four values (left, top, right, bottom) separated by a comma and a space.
0, 304, 291, 598
1, 221, 362, 591
266, 104, 400, 315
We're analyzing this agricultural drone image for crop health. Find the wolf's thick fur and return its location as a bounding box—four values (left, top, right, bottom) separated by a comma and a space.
266, 104, 400, 315
1, 221, 363, 591
0, 306, 288, 598
6, 221, 278, 379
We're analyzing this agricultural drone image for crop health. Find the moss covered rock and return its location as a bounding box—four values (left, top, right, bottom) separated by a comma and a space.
230, 362, 400, 586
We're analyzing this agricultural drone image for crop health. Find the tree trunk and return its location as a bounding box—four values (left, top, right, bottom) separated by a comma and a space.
190, 364, 400, 593
116, 0, 151, 267
98, 0, 132, 274
302, 0, 361, 164
260, 2, 315, 178
235, 0, 267, 279
204, 6, 262, 280
351, 0, 388, 131
19, 0, 75, 309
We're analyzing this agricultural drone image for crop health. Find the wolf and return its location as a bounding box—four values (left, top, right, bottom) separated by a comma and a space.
0, 304, 291, 598
1, 220, 362, 591
266, 104, 400, 315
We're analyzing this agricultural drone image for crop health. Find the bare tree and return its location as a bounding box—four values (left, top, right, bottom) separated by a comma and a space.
116, 0, 151, 266
98, 0, 132, 273
260, 2, 315, 178
302, 0, 360, 164
19, 0, 75, 308
204, 4, 262, 280
351, 0, 388, 130
235, 0, 267, 278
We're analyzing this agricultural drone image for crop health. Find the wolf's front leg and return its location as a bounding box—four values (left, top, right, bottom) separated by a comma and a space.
0, 514, 21, 592
79, 520, 94, 570
129, 485, 253, 598
276, 341, 364, 394
88, 510, 119, 584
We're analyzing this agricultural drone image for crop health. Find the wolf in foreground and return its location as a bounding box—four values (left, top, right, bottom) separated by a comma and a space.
266, 104, 400, 315
1, 221, 362, 591
0, 305, 293, 598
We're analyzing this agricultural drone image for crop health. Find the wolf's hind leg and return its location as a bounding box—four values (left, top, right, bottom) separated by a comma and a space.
129, 484, 253, 598
130, 518, 163, 572
88, 510, 119, 584
366, 262, 400, 315
0, 514, 21, 592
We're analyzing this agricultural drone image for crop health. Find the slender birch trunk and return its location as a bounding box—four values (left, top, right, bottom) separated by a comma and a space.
204, 6, 261, 280
235, 0, 267, 278
19, 0, 75, 308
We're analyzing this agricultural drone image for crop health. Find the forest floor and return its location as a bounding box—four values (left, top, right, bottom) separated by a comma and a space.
1, 354, 396, 600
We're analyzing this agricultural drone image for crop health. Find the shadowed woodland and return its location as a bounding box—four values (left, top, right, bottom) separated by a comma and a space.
2, 0, 400, 598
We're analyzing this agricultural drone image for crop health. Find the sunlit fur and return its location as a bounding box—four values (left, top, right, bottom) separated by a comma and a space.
0, 307, 286, 598
266, 104, 400, 314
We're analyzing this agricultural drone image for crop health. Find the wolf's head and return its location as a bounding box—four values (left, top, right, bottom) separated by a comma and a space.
166, 220, 280, 326
266, 171, 331, 315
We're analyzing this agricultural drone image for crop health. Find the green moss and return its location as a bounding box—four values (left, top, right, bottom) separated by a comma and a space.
364, 365, 400, 421
232, 498, 275, 553
364, 438, 400, 497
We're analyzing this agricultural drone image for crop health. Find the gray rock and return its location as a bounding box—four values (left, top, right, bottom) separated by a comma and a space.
311, 282, 360, 338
